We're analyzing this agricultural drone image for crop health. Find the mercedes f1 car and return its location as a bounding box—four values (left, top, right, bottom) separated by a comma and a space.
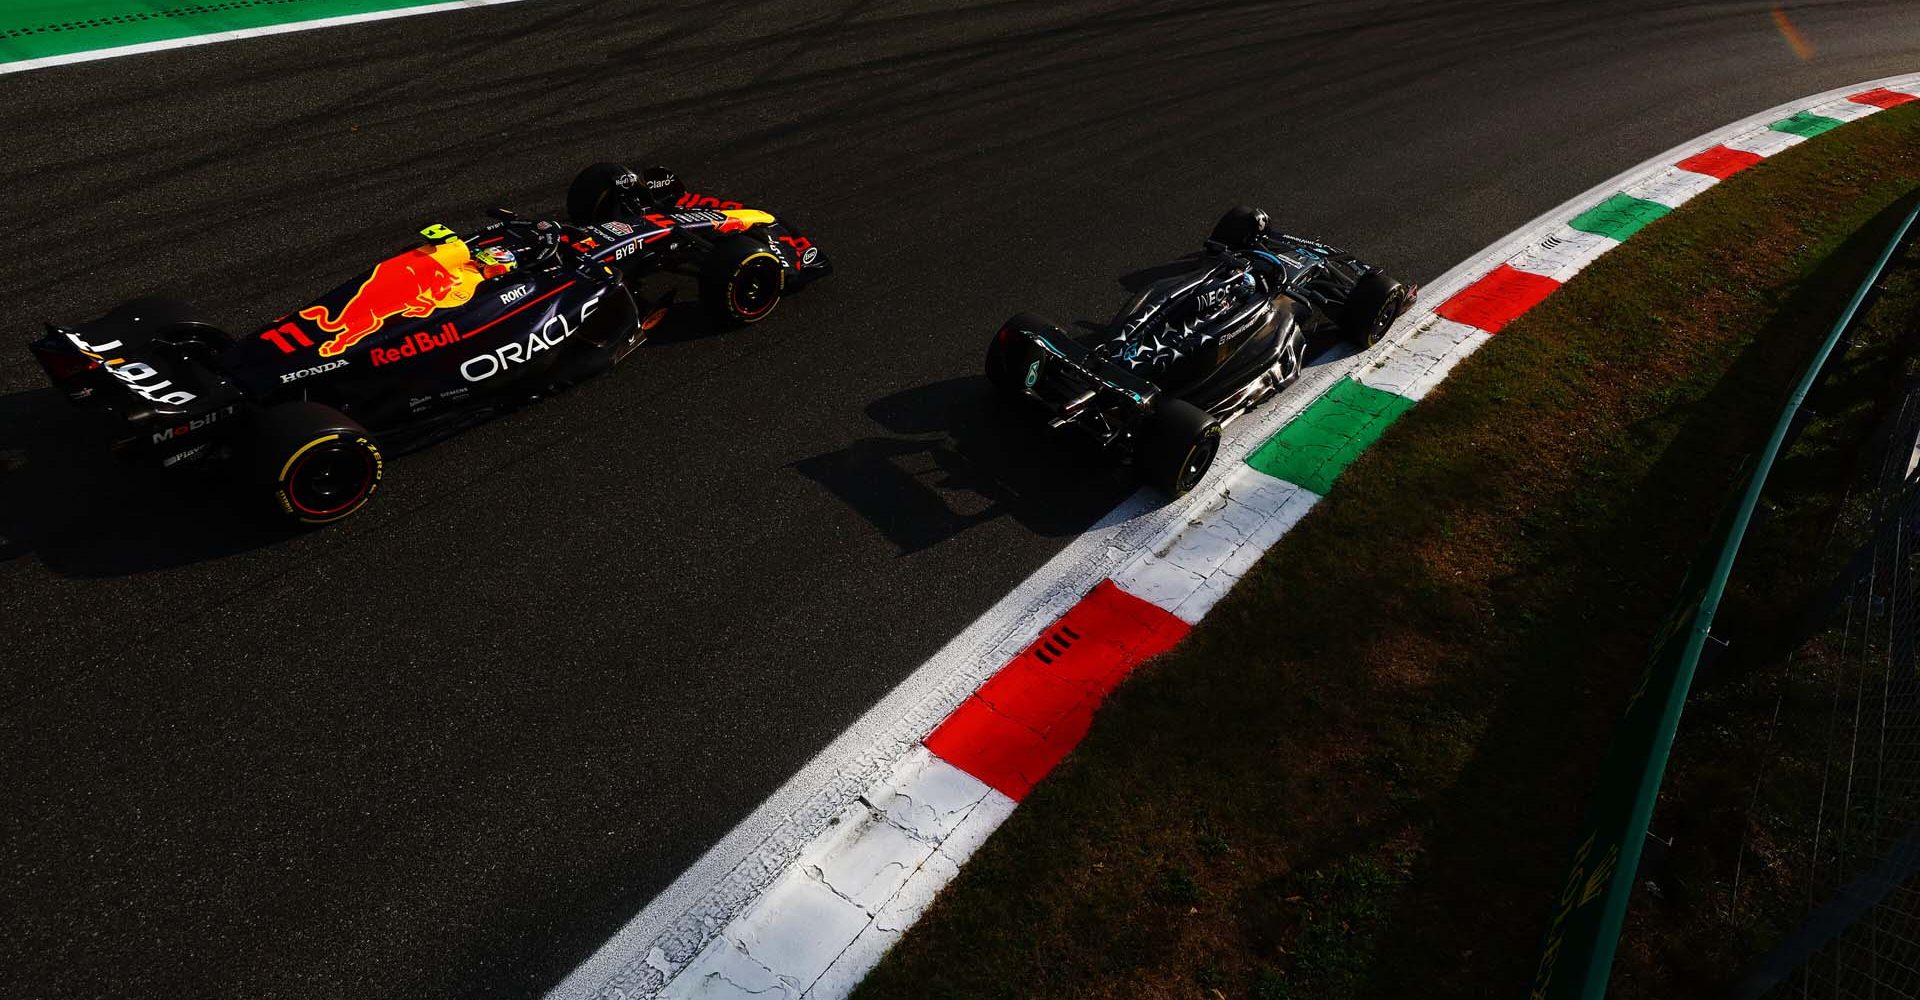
27, 165, 830, 525
985, 206, 1413, 498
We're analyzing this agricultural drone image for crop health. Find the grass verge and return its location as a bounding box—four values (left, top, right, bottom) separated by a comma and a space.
854, 103, 1920, 1000
1608, 195, 1920, 996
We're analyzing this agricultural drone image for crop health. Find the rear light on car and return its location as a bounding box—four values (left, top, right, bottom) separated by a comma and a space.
31, 342, 99, 381
995, 324, 1019, 348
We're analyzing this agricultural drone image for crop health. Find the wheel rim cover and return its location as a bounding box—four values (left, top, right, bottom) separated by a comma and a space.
733, 260, 780, 316
289, 443, 374, 516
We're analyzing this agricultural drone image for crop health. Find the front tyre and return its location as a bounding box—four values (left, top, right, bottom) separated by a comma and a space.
700, 236, 786, 326
566, 162, 636, 224
1209, 205, 1270, 249
253, 402, 383, 526
1342, 271, 1408, 349
1138, 397, 1222, 499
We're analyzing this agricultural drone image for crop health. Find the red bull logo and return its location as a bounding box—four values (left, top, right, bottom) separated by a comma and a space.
301, 241, 484, 357
369, 324, 462, 367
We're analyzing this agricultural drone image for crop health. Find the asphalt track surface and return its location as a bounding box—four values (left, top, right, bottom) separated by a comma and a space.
3, 2, 1919, 997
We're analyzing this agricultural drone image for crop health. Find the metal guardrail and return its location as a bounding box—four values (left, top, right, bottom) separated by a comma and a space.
1529, 194, 1920, 1000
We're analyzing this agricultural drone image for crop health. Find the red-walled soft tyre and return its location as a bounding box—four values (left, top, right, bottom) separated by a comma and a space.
252, 402, 383, 526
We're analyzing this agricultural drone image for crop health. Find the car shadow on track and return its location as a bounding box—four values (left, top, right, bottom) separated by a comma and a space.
627, 280, 729, 345
792, 375, 1140, 555
631, 271, 832, 346
0, 388, 284, 576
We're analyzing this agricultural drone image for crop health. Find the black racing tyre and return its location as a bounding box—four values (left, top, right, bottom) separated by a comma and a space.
566, 162, 636, 224
252, 402, 383, 526
699, 236, 786, 325
985, 313, 1049, 399
1209, 205, 1270, 249
97, 295, 232, 351
103, 294, 202, 331
1138, 396, 1222, 498
1342, 271, 1407, 348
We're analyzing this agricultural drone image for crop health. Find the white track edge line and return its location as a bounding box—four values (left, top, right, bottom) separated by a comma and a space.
547, 70, 1920, 1000
0, 0, 530, 75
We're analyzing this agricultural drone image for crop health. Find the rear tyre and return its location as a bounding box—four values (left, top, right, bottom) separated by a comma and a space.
1209, 206, 1270, 249
253, 402, 383, 526
1342, 271, 1407, 348
97, 296, 232, 352
103, 294, 202, 329
566, 162, 636, 224
699, 236, 785, 326
985, 313, 1051, 400
1138, 397, 1222, 499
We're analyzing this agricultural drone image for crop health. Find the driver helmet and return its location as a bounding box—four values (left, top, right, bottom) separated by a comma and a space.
474, 245, 518, 278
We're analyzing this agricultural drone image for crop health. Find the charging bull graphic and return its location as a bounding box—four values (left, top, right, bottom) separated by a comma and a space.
302, 241, 486, 357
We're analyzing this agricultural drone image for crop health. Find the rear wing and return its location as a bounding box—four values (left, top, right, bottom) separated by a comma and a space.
29, 322, 236, 422
992, 317, 1164, 447
999, 319, 1158, 408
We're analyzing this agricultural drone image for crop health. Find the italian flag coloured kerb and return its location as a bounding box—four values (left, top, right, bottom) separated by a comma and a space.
569, 77, 1920, 1000
960, 80, 1920, 789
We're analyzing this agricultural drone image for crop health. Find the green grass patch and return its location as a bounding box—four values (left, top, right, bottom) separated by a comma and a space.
856, 103, 1920, 1000
1607, 211, 1920, 998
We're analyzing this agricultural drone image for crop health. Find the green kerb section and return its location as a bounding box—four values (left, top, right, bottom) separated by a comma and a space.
1769, 111, 1846, 139
1568, 193, 1671, 241
1, 0, 463, 63
1245, 377, 1416, 495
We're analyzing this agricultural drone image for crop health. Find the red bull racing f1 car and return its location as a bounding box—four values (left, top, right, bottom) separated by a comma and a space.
27, 165, 830, 525
985, 206, 1412, 498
